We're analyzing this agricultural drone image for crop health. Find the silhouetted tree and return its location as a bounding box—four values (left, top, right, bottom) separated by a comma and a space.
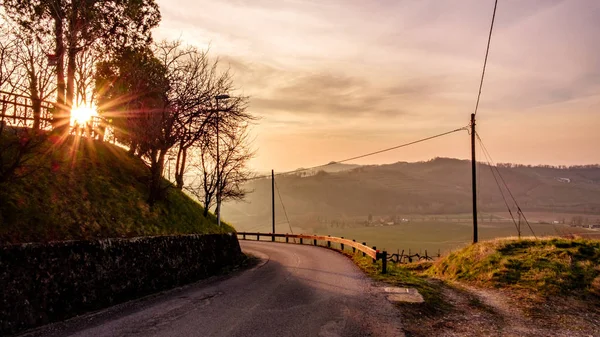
1, 21, 56, 130
185, 122, 254, 217
95, 47, 169, 204
3, 0, 160, 131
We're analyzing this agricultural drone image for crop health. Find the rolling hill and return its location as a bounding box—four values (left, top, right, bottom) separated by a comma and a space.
223, 158, 600, 230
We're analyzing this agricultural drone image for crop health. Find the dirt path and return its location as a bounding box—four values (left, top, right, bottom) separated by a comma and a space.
395, 281, 600, 337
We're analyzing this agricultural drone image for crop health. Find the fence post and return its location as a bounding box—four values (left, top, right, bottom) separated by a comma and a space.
341, 237, 344, 251
257, 234, 260, 241
372, 246, 377, 263
313, 239, 317, 246
300, 238, 303, 244
362, 242, 366, 257
1, 95, 6, 124
327, 235, 331, 248
243, 233, 246, 240
286, 236, 289, 243
382, 251, 388, 274
271, 234, 275, 242
352, 239, 356, 253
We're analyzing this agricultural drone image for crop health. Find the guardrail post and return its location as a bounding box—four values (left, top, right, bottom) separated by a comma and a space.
313, 239, 317, 246
300, 238, 303, 244
362, 242, 366, 257
341, 237, 344, 251
327, 235, 331, 248
381, 251, 388, 274
271, 234, 275, 242
243, 233, 246, 240
286, 236, 289, 243
257, 234, 260, 241
352, 239, 356, 253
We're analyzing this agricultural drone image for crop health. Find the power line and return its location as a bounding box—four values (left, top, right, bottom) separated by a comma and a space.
476, 136, 520, 235
473, 0, 499, 116
274, 179, 296, 243
247, 126, 469, 182
274, 180, 292, 234
476, 132, 537, 239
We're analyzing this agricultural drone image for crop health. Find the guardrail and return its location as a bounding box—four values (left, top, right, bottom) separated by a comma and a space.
236, 232, 389, 273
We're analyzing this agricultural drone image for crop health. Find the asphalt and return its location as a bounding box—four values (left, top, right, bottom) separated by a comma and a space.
23, 241, 405, 337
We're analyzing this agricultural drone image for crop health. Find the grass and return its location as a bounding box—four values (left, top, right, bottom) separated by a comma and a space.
349, 253, 450, 317
315, 221, 594, 255
427, 237, 600, 299
0, 134, 233, 244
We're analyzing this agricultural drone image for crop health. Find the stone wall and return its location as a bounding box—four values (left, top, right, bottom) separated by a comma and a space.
0, 233, 243, 335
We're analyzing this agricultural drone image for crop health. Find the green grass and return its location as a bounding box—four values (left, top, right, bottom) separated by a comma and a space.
314, 221, 593, 255
350, 253, 449, 316
0, 134, 233, 244
428, 237, 600, 298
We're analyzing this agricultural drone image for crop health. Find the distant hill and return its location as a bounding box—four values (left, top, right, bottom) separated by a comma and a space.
290, 162, 361, 177
0, 134, 232, 244
223, 158, 600, 229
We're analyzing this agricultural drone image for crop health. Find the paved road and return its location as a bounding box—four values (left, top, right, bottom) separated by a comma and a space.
28, 241, 404, 337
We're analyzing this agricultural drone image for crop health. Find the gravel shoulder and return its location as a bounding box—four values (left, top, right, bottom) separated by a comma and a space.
392, 279, 600, 337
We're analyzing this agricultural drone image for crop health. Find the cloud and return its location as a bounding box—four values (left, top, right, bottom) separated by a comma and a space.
156, 0, 600, 169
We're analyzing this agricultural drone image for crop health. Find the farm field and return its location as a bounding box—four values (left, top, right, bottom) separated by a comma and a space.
318, 221, 597, 254
235, 220, 597, 255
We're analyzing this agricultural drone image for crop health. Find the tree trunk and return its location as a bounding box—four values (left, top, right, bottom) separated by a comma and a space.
175, 146, 187, 189
66, 46, 77, 118
128, 140, 138, 156
53, 15, 66, 132
28, 68, 41, 130
203, 194, 211, 217
148, 149, 166, 206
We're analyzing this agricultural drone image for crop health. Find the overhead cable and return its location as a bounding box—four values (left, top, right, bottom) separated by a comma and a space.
247, 125, 469, 182
473, 0, 499, 116
476, 132, 537, 238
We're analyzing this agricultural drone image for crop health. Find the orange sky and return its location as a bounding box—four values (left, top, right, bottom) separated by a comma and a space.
156, 0, 600, 172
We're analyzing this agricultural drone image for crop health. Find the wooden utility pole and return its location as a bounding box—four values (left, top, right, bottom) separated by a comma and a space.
471, 113, 478, 243
271, 169, 275, 241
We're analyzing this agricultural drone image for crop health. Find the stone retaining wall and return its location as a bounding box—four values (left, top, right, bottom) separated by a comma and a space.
0, 233, 243, 335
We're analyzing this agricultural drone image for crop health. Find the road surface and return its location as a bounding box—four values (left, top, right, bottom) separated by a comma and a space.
25, 241, 405, 337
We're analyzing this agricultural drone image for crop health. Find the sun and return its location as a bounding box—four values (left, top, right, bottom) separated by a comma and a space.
70, 105, 98, 125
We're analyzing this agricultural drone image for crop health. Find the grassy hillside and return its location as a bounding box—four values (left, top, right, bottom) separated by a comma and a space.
353, 238, 600, 336
0, 134, 233, 244
428, 237, 600, 298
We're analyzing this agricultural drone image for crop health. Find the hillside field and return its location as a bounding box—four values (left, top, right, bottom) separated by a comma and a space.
0, 132, 232, 244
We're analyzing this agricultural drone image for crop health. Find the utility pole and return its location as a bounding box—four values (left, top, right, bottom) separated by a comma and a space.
215, 99, 221, 227
517, 211, 522, 239
271, 169, 275, 241
214, 94, 230, 227
471, 113, 478, 243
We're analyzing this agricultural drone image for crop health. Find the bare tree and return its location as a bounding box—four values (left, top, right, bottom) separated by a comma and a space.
0, 20, 19, 93
185, 122, 254, 217
4, 25, 56, 130
74, 45, 102, 107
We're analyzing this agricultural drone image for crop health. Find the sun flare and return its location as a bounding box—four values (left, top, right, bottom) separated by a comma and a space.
70, 106, 98, 125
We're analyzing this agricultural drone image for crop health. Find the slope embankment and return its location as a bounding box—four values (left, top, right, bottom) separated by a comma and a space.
0, 133, 245, 335
0, 134, 233, 243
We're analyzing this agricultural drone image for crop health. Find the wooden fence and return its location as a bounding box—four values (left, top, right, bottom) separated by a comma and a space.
236, 232, 390, 273
0, 91, 54, 130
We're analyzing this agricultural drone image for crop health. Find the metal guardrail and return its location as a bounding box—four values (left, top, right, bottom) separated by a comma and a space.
236, 232, 389, 273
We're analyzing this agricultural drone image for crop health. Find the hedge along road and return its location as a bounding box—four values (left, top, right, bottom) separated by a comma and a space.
22, 241, 405, 337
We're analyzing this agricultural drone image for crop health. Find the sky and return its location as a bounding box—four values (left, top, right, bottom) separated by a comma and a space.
155, 0, 600, 172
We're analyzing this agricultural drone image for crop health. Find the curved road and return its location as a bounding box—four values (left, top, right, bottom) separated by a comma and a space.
28, 241, 404, 337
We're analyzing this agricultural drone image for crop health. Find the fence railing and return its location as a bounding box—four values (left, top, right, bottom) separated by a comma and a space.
236, 232, 390, 273
0, 90, 55, 130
